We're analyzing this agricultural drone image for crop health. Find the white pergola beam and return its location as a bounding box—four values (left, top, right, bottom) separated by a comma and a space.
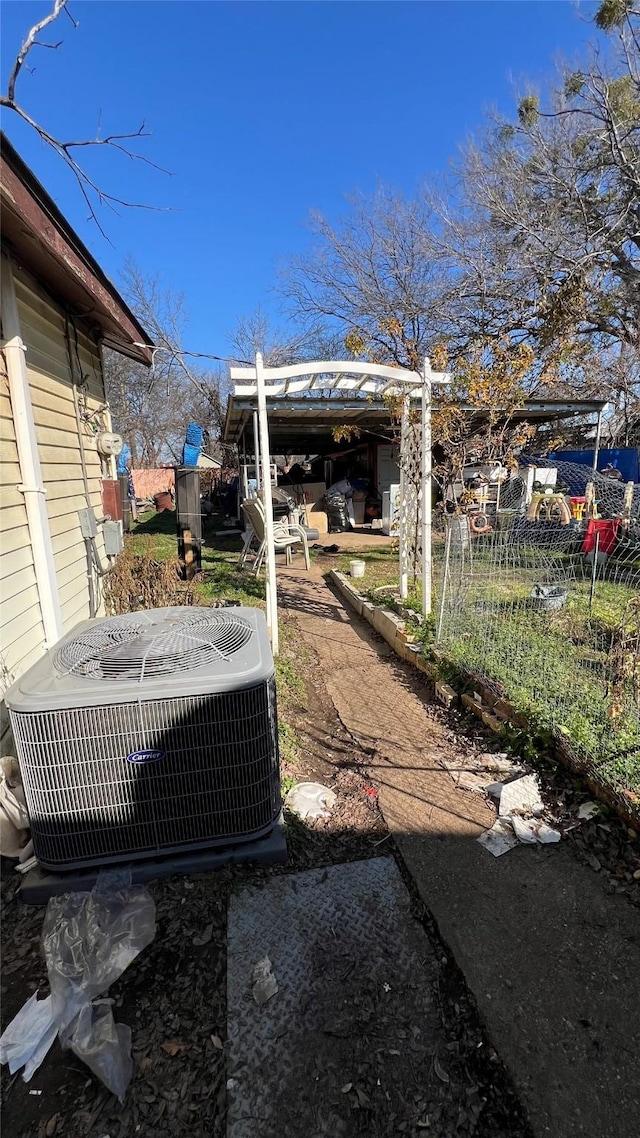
230, 359, 422, 385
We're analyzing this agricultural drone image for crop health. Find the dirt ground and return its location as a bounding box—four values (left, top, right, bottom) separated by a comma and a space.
1, 610, 530, 1138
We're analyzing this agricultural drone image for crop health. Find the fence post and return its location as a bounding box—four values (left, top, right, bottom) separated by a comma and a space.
175, 466, 202, 579
436, 521, 452, 642
585, 481, 596, 519
589, 530, 600, 612
118, 474, 132, 533
421, 359, 433, 617
622, 481, 634, 528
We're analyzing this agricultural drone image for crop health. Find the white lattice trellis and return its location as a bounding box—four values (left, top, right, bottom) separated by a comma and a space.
229, 356, 451, 653
398, 399, 425, 598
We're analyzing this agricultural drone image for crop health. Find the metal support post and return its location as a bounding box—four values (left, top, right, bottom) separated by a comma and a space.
421, 358, 433, 617
256, 353, 278, 655
253, 410, 261, 491
592, 408, 603, 472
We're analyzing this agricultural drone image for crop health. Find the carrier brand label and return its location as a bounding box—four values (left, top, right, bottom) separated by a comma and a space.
126, 748, 166, 764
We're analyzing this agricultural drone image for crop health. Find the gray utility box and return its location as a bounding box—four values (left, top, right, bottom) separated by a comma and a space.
103, 519, 124, 557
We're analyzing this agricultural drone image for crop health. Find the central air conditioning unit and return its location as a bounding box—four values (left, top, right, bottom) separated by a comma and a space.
5, 606, 281, 872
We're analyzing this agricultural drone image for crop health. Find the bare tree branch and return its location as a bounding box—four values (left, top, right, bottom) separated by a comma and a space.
6, 0, 67, 102
2, 0, 172, 235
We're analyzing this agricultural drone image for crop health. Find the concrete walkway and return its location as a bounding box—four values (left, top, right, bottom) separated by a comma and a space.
278, 565, 640, 1138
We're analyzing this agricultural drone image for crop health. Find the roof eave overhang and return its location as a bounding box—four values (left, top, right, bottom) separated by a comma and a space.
0, 133, 152, 365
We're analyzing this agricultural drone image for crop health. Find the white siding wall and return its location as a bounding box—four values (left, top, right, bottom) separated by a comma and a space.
13, 266, 109, 636
1, 258, 111, 740
0, 346, 46, 689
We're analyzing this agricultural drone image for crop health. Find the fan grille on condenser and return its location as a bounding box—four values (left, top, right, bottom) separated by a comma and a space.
53, 608, 254, 680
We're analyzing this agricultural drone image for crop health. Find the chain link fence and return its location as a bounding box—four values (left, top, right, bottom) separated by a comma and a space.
434, 473, 640, 816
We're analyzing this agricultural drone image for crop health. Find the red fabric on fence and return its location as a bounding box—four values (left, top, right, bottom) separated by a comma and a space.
582, 518, 620, 555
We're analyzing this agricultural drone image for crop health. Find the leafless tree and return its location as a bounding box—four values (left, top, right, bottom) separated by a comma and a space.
283, 3, 638, 429
283, 189, 450, 370
0, 0, 169, 235
229, 307, 341, 369
434, 2, 639, 381
104, 262, 229, 465
103, 350, 186, 466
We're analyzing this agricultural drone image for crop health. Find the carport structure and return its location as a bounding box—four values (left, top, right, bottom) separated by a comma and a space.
228, 354, 451, 653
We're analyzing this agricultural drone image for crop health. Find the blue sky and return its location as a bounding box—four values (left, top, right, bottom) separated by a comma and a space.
1, 1, 604, 358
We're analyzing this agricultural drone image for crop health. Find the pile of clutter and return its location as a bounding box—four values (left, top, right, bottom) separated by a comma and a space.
441, 750, 563, 856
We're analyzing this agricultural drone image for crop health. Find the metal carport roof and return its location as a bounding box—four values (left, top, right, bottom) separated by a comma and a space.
224, 394, 609, 454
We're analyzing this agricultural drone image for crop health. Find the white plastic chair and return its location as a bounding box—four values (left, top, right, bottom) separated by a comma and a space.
241, 498, 310, 574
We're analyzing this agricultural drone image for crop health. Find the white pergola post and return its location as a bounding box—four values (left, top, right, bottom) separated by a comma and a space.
421, 357, 433, 617
255, 352, 278, 655
252, 409, 261, 491
398, 395, 410, 600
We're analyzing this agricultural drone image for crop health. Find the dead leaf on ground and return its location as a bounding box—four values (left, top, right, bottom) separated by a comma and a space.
192, 923, 214, 947
434, 1057, 450, 1084
38, 1116, 59, 1138
161, 1041, 190, 1057
210, 1035, 224, 1050
341, 1082, 352, 1093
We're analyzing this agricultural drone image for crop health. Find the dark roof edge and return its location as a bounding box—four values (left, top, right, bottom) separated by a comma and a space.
0, 132, 152, 362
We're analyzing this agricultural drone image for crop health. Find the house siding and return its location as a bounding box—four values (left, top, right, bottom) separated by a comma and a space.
0, 340, 46, 692
12, 265, 109, 636
1, 258, 114, 750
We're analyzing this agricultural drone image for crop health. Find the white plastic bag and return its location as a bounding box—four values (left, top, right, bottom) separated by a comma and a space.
60, 1001, 132, 1099
0, 759, 30, 859
0, 992, 56, 1079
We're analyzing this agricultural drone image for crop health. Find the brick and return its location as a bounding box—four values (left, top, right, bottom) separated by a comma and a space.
493, 698, 528, 728
482, 710, 506, 735
435, 680, 458, 710
461, 692, 484, 719
361, 601, 376, 625
396, 628, 417, 646
415, 654, 436, 678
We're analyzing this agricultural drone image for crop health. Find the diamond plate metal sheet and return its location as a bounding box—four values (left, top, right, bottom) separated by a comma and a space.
227, 856, 440, 1138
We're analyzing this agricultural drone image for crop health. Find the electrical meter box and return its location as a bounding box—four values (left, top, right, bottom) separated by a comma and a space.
96, 432, 124, 457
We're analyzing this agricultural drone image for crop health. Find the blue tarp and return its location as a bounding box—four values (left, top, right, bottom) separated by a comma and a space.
182, 443, 201, 466
116, 443, 131, 474
185, 422, 204, 448
182, 422, 204, 466
550, 448, 639, 484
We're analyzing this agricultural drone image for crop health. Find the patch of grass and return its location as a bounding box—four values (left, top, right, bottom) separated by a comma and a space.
439, 600, 640, 795
278, 721, 300, 769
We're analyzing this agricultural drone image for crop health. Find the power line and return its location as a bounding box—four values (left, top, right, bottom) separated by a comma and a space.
131, 343, 252, 365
